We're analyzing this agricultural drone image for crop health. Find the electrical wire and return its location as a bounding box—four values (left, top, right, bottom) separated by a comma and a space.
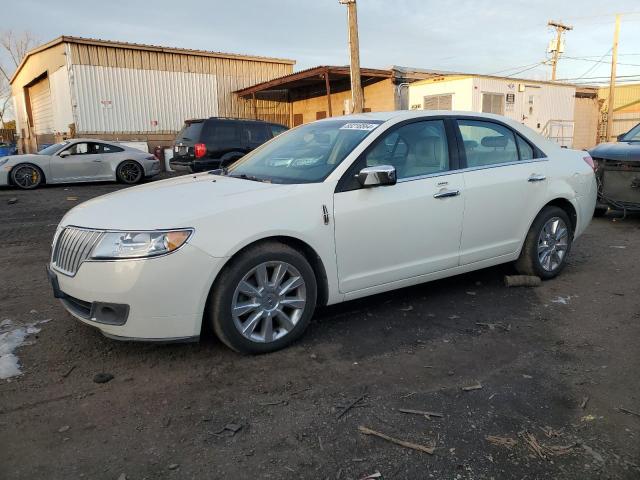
487, 61, 546, 76
572, 48, 613, 80
503, 61, 549, 78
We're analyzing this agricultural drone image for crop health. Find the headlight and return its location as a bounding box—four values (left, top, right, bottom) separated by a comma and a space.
91, 229, 193, 259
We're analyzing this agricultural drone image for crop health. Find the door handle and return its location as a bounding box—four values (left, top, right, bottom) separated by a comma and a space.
433, 189, 460, 199
92, 160, 102, 162
528, 174, 546, 182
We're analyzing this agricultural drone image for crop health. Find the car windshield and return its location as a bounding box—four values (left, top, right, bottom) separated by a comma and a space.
224, 119, 383, 184
38, 142, 68, 155
623, 124, 640, 142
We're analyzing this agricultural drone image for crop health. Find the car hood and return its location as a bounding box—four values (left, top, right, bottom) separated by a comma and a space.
589, 142, 640, 162
4, 154, 44, 164
60, 173, 293, 230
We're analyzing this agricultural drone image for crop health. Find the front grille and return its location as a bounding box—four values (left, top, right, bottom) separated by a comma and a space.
52, 227, 104, 276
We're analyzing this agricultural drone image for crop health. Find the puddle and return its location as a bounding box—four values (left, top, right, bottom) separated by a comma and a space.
0, 318, 51, 380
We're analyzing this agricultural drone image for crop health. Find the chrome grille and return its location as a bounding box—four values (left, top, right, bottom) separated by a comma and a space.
51, 227, 104, 276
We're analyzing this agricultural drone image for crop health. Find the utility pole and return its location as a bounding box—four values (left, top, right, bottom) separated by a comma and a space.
547, 20, 573, 80
339, 0, 364, 113
606, 14, 621, 142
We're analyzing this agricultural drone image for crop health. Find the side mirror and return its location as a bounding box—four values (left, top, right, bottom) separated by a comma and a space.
59, 151, 70, 158
616, 133, 626, 142
356, 165, 397, 188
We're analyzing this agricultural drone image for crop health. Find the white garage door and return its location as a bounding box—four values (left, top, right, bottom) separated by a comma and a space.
29, 77, 54, 135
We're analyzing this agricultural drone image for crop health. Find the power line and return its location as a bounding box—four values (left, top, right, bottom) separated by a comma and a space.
503, 61, 550, 78
487, 61, 546, 76
563, 56, 640, 67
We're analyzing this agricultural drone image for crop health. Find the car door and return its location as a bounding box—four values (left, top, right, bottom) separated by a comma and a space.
50, 142, 101, 181
456, 118, 548, 265
333, 119, 465, 293
93, 142, 125, 179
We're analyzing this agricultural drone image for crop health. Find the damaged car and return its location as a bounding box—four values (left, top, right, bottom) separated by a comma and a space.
589, 123, 640, 216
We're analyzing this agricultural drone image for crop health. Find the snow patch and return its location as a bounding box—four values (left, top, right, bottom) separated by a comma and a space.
0, 318, 50, 380
551, 295, 572, 305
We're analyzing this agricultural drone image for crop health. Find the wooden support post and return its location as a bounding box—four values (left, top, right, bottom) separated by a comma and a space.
252, 93, 258, 120
325, 70, 333, 117
340, 0, 364, 113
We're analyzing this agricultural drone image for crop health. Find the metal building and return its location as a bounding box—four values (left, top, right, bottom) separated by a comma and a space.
10, 36, 295, 153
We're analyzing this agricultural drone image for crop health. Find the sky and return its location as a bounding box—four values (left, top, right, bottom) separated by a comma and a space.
3, 0, 640, 84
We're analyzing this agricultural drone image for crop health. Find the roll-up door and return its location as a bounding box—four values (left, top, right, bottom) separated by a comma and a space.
29, 77, 54, 135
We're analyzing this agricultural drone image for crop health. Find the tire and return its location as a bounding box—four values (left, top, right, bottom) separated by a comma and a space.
208, 242, 317, 354
515, 206, 573, 279
11, 163, 44, 189
116, 160, 143, 184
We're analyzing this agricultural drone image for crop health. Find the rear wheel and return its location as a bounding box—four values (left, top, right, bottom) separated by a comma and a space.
11, 164, 43, 189
515, 206, 573, 279
116, 160, 143, 184
208, 242, 317, 354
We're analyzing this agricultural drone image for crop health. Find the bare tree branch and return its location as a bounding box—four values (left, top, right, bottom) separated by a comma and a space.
0, 30, 37, 127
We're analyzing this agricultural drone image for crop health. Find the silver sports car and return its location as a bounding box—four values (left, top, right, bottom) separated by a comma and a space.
0, 139, 161, 189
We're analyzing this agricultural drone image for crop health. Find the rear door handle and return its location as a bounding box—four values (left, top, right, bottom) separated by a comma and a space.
528, 174, 546, 182
92, 160, 102, 163
433, 189, 460, 199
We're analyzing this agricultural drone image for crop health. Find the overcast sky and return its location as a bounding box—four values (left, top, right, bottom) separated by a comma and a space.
4, 0, 640, 83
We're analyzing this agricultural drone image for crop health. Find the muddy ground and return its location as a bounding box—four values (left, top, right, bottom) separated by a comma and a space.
0, 178, 639, 480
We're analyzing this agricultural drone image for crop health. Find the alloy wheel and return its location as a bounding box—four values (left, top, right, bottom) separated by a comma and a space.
537, 216, 569, 272
13, 165, 40, 189
119, 162, 142, 183
231, 261, 307, 343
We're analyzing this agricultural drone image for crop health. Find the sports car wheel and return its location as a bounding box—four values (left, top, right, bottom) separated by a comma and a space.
116, 161, 143, 184
11, 164, 43, 189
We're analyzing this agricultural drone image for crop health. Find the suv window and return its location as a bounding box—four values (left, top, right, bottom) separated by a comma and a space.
202, 121, 241, 148
458, 120, 519, 167
177, 121, 204, 142
244, 123, 271, 144
364, 120, 450, 179
270, 124, 287, 137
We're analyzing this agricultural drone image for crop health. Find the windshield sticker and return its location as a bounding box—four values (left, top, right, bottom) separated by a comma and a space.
339, 123, 379, 131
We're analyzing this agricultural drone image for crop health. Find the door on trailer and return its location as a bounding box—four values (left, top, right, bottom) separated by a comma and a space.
522, 86, 541, 131
333, 118, 465, 293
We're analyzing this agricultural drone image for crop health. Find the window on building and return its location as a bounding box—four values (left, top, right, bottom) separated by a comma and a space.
481, 93, 505, 115
423, 94, 453, 111
293, 114, 303, 127
457, 120, 518, 167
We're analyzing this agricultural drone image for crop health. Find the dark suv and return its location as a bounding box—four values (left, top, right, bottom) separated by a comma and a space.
170, 117, 288, 172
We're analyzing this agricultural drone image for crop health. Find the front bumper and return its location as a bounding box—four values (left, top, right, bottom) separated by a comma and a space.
48, 244, 225, 341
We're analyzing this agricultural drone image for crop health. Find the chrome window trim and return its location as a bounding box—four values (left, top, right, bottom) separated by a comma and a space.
396, 157, 549, 184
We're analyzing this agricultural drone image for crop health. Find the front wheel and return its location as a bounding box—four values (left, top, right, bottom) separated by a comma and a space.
11, 164, 43, 189
515, 206, 573, 279
208, 242, 317, 354
116, 160, 143, 184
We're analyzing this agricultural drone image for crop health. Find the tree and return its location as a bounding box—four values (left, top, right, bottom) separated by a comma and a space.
0, 30, 37, 128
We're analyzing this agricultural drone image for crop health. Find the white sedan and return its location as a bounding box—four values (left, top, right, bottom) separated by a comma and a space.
0, 139, 161, 189
47, 111, 596, 353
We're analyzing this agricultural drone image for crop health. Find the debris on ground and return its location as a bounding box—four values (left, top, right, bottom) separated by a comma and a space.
61, 365, 76, 378
551, 296, 572, 305
466, 291, 477, 296
258, 399, 288, 406
57, 425, 70, 433
168, 463, 179, 470
358, 425, 435, 454
66, 196, 78, 201
7, 198, 17, 205
397, 408, 444, 420
359, 471, 383, 480
504, 275, 541, 287
519, 431, 576, 459
540, 426, 563, 438
400, 306, 413, 312
92, 373, 114, 384
461, 382, 483, 391
486, 435, 518, 449
580, 396, 589, 409
117, 474, 127, 480
337, 389, 368, 419
214, 423, 243, 436
580, 414, 598, 422
476, 322, 511, 332
581, 443, 605, 463
617, 407, 640, 419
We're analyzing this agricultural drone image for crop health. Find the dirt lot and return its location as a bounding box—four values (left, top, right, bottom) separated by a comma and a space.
1, 178, 639, 480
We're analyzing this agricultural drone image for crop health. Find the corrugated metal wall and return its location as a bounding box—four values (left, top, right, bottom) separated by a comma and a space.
598, 84, 640, 141
72, 65, 219, 133
69, 43, 292, 129
49, 66, 74, 133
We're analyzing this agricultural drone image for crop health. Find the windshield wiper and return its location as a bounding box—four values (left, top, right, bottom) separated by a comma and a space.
228, 173, 266, 183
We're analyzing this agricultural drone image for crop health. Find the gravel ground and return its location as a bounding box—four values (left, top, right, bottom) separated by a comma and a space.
0, 178, 639, 480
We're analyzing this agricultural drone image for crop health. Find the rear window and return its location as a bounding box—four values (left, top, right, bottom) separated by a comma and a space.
201, 121, 241, 147
176, 121, 204, 142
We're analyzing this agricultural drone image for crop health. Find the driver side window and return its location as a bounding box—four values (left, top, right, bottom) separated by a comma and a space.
65, 143, 89, 156
364, 120, 450, 180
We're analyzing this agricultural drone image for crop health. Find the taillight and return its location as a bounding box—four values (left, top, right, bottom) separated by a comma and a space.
583, 155, 595, 171
194, 143, 206, 158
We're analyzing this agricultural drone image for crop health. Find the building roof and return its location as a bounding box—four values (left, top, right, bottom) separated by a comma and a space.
408, 71, 593, 89
234, 65, 393, 97
11, 35, 296, 84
